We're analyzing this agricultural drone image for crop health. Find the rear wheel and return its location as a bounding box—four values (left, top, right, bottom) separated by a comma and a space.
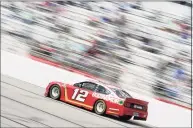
94, 100, 106, 115
119, 115, 132, 121
49, 85, 61, 100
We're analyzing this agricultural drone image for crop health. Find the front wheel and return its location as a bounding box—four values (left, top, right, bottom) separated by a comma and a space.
94, 100, 106, 115
119, 115, 132, 121
49, 85, 61, 100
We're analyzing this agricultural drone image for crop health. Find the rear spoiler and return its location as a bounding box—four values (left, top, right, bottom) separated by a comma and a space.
125, 98, 149, 106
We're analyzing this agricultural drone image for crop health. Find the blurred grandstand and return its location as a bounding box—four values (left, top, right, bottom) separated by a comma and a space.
1, 1, 191, 108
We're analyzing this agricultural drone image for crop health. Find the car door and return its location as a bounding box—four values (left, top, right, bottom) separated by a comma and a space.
65, 81, 97, 110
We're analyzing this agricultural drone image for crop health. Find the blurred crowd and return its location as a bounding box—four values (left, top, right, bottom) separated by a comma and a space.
1, 1, 191, 107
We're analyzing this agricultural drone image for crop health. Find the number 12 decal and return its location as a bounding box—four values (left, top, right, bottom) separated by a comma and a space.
72, 89, 89, 102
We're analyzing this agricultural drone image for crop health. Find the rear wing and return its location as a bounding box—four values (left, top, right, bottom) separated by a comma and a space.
125, 98, 149, 106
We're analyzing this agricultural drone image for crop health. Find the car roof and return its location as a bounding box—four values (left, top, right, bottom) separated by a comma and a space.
86, 79, 121, 90
81, 79, 128, 98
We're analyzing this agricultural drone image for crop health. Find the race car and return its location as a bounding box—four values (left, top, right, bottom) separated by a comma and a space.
44, 80, 148, 121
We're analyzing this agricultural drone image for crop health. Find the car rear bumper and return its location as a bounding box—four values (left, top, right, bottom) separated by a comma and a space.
122, 107, 148, 120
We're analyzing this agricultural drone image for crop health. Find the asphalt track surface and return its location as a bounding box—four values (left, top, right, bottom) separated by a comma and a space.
1, 74, 154, 128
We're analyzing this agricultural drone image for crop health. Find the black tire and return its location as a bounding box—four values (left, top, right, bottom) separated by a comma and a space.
119, 115, 132, 121
94, 100, 106, 115
49, 85, 61, 100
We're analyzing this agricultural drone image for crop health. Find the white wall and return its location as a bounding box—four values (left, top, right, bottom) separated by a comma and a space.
1, 50, 90, 87
1, 50, 191, 127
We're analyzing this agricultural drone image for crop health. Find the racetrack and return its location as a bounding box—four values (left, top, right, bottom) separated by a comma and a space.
1, 74, 154, 128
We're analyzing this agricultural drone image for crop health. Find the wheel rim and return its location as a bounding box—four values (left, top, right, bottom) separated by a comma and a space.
96, 102, 105, 113
52, 87, 59, 97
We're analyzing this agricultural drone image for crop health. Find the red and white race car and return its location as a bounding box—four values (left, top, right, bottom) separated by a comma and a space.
44, 80, 148, 121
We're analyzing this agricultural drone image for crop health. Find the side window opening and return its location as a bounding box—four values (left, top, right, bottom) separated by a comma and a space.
110, 88, 132, 98
81, 82, 97, 91
96, 85, 111, 95
74, 82, 82, 88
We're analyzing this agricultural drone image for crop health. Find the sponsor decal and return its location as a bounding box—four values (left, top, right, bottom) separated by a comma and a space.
92, 92, 124, 105
109, 108, 119, 111
118, 100, 124, 105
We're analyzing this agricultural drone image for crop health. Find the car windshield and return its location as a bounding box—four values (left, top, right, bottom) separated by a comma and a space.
110, 88, 132, 99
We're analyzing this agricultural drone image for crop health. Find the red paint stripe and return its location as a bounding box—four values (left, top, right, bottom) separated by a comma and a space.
29, 55, 61, 68
28, 55, 192, 110
156, 98, 192, 110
